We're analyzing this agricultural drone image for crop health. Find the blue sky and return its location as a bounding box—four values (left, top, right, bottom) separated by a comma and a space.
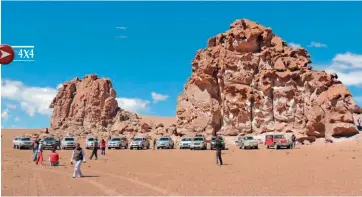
1, 2, 362, 128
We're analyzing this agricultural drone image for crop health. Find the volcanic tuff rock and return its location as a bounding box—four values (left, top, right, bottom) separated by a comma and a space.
176, 19, 361, 139
48, 74, 177, 140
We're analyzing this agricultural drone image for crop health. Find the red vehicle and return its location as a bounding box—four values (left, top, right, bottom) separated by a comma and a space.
265, 134, 292, 149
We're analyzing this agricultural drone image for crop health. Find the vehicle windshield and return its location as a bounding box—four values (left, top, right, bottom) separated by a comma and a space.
159, 138, 169, 141
44, 138, 55, 141
21, 138, 31, 141
182, 138, 192, 141
134, 138, 143, 141
64, 138, 75, 141
211, 137, 223, 141
111, 138, 121, 141
245, 136, 254, 140
193, 138, 204, 141
87, 138, 94, 141
274, 135, 284, 139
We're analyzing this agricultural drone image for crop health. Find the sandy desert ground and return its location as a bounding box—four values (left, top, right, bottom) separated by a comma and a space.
2, 128, 362, 196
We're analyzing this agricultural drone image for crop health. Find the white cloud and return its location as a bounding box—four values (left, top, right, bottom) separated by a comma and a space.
2, 79, 156, 117
151, 92, 169, 103
56, 84, 63, 89
1, 80, 58, 117
6, 104, 17, 109
288, 42, 302, 49
1, 109, 9, 120
324, 52, 362, 87
14, 116, 20, 122
116, 97, 150, 113
116, 26, 127, 30
308, 41, 327, 48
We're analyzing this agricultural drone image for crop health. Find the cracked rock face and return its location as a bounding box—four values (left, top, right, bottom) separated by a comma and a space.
176, 19, 361, 139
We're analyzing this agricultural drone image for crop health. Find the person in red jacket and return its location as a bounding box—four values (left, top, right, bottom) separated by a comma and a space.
100, 139, 106, 156
49, 148, 59, 166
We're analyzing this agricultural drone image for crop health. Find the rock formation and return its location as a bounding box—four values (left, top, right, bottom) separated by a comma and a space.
48, 74, 177, 140
176, 19, 361, 140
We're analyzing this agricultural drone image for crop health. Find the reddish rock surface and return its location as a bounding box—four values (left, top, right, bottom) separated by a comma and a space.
176, 19, 361, 139
48, 74, 178, 140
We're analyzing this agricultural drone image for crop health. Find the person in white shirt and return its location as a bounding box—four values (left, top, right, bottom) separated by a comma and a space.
71, 143, 86, 178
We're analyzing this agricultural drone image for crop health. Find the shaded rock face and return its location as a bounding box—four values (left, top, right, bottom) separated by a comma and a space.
176, 19, 361, 139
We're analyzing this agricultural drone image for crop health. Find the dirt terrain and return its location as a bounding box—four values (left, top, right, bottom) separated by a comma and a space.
2, 128, 362, 196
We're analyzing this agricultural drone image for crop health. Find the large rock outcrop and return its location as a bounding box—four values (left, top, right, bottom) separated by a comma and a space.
176, 19, 361, 139
49, 74, 178, 140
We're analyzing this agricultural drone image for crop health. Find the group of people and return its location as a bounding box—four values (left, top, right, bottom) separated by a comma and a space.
31, 138, 108, 178
32, 139, 60, 166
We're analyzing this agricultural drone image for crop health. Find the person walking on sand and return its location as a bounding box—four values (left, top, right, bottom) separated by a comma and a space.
89, 139, 99, 160
215, 136, 223, 166
49, 148, 60, 166
100, 139, 106, 156
291, 134, 296, 149
32, 139, 39, 162
36, 140, 44, 165
71, 143, 86, 178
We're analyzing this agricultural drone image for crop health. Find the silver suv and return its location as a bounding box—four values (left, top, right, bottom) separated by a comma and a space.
42, 136, 57, 150
13, 136, 21, 149
60, 136, 76, 150
190, 137, 207, 150
130, 137, 150, 150
239, 135, 259, 149
179, 137, 192, 149
85, 137, 100, 149
14, 137, 32, 149
108, 137, 128, 149
156, 136, 174, 149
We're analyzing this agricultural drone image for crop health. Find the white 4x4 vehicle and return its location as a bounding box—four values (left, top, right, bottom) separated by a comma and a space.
85, 137, 100, 149
190, 137, 207, 150
13, 136, 21, 149
108, 137, 128, 149
61, 136, 76, 150
13, 137, 32, 149
130, 137, 150, 150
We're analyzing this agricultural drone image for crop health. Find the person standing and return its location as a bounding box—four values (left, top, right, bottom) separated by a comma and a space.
89, 139, 99, 160
71, 143, 86, 178
32, 139, 39, 162
291, 134, 296, 149
215, 136, 223, 166
153, 138, 157, 150
49, 148, 60, 166
36, 140, 44, 165
100, 139, 106, 156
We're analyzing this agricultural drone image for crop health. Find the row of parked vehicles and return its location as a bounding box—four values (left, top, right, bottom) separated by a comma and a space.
13, 133, 294, 151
